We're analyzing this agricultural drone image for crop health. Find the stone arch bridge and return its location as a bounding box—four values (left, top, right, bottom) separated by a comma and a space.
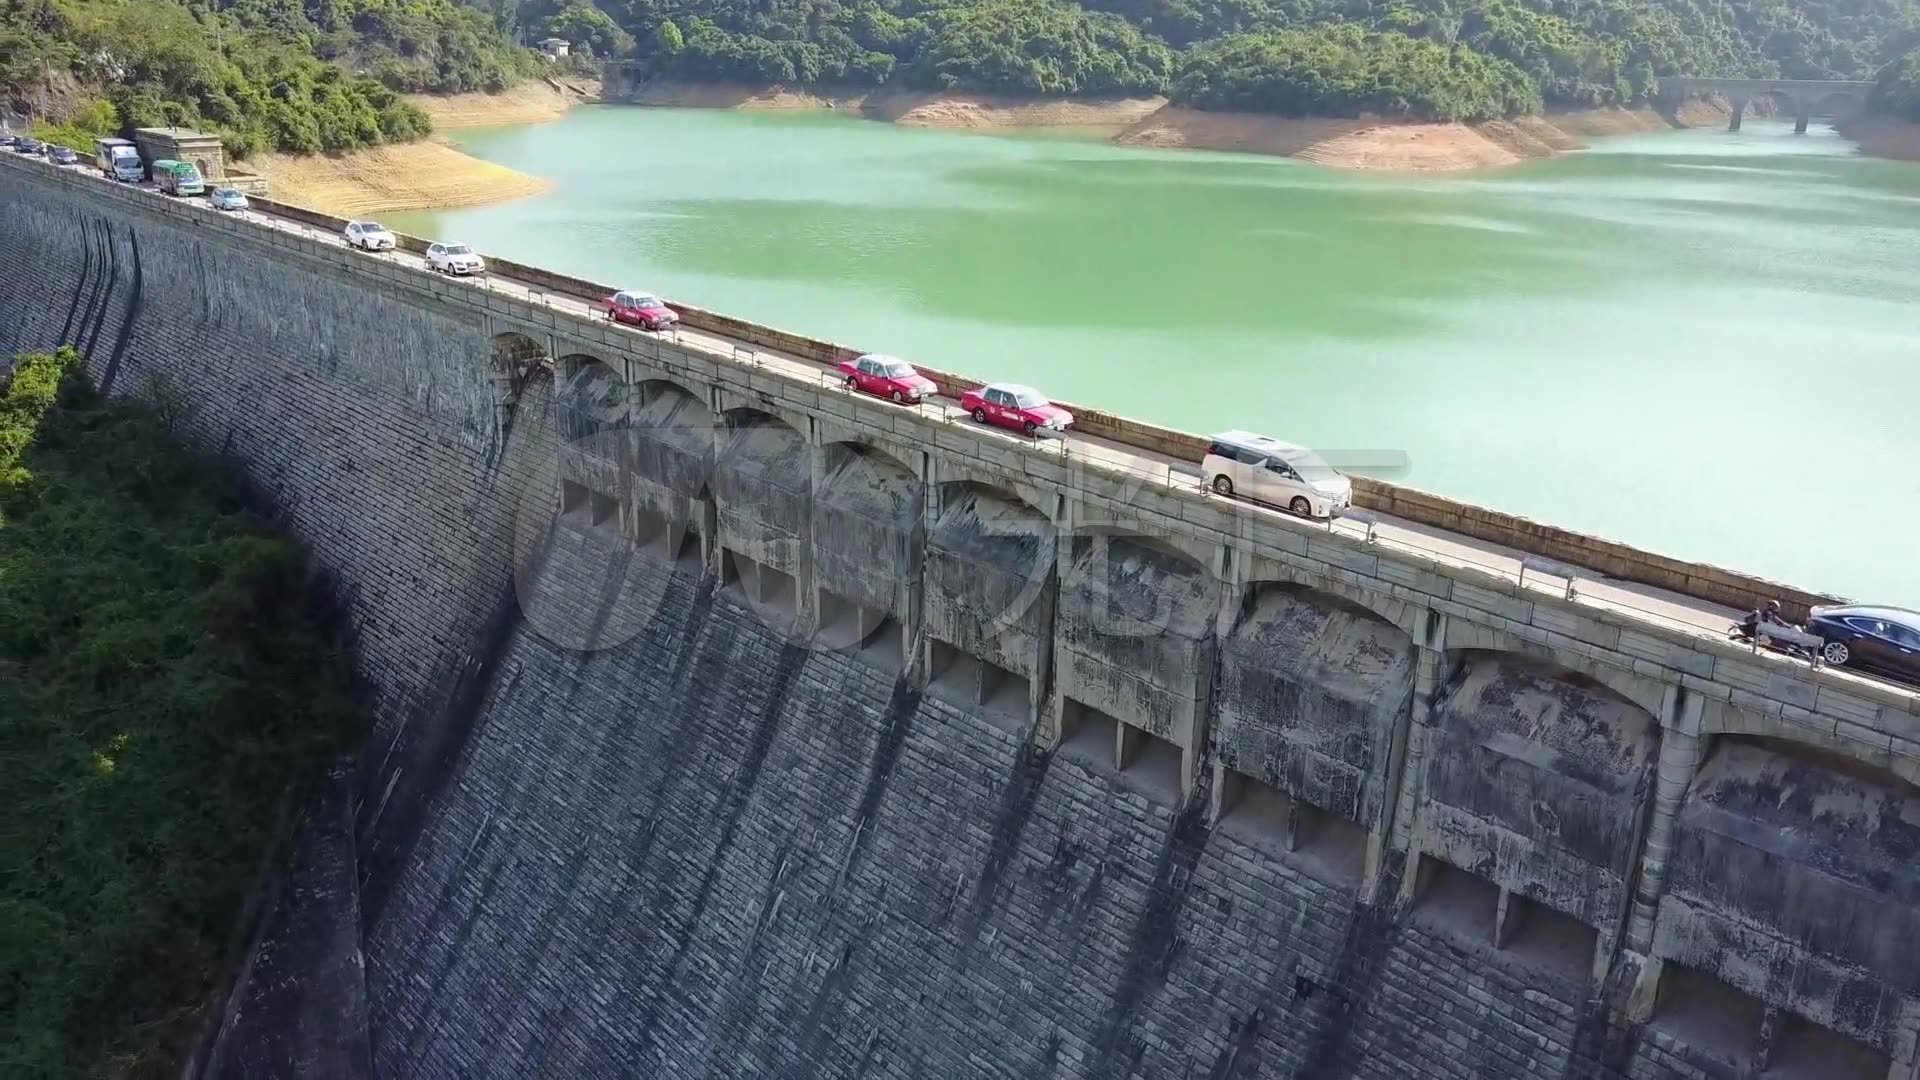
1659, 76, 1875, 133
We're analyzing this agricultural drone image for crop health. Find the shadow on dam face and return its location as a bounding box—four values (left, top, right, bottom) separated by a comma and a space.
344, 408, 1909, 1080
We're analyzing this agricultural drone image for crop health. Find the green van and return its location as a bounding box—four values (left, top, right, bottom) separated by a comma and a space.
151, 159, 204, 197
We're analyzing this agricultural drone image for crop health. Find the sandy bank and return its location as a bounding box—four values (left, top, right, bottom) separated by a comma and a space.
626, 81, 1730, 171
1115, 103, 1747, 170
405, 78, 597, 130
1114, 108, 1568, 171
629, 80, 1167, 131
246, 139, 550, 218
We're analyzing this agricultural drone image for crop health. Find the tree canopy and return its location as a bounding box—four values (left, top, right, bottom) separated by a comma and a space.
571, 0, 1920, 119
0, 0, 540, 157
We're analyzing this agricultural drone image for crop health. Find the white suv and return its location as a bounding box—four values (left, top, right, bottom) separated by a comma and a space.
426, 241, 485, 275
1203, 431, 1353, 519
343, 220, 395, 251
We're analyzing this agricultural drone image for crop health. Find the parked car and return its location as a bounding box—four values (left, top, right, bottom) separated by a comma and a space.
343, 220, 396, 251
959, 383, 1074, 437
48, 145, 79, 165
604, 290, 678, 331
1805, 606, 1920, 683
426, 241, 486, 276
208, 186, 249, 211
1203, 430, 1353, 519
14, 137, 44, 155
838, 353, 937, 404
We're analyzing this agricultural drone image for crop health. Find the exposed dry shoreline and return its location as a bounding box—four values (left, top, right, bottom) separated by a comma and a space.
624, 79, 1743, 172
243, 76, 1911, 217
241, 80, 595, 217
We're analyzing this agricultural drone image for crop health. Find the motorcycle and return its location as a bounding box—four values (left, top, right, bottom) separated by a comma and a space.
1728, 613, 1825, 664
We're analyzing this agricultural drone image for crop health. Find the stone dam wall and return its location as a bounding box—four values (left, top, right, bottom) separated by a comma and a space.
5, 154, 1920, 1079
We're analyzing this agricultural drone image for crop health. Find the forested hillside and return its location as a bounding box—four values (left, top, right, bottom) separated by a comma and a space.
0, 0, 540, 156
535, 0, 1920, 121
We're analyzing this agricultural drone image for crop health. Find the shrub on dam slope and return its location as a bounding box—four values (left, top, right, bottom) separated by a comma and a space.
0, 349, 366, 1079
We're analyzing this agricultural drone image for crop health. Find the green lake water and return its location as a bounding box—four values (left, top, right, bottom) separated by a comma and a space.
389, 106, 1920, 604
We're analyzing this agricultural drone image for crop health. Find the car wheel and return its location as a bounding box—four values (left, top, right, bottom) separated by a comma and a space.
972, 408, 987, 425
845, 376, 859, 392
1023, 420, 1038, 436
891, 390, 904, 404
1823, 640, 1850, 666
1212, 475, 1234, 497
1290, 496, 1312, 516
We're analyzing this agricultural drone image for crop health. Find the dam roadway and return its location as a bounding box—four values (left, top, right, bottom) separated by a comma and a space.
231, 181, 1836, 657
5, 148, 1920, 1080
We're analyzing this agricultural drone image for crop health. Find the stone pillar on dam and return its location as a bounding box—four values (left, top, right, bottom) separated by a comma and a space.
9, 151, 1920, 1080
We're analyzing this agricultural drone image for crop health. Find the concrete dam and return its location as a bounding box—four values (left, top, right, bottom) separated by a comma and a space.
5, 152, 1920, 1080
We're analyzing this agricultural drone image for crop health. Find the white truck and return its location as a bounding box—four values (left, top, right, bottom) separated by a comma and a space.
94, 137, 142, 183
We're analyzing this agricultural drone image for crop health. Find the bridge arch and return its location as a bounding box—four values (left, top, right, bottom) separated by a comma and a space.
1214, 579, 1417, 847
1810, 89, 1867, 121
1700, 697, 1920, 788
555, 353, 627, 442
1442, 617, 1667, 719
1415, 647, 1662, 944
924, 478, 1059, 720
1649, 730, 1920, 1060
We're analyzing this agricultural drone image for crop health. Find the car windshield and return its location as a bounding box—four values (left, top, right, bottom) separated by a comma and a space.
444, 244, 472, 255
883, 362, 914, 378
1012, 390, 1048, 409
635, 295, 663, 308
363, 223, 387, 233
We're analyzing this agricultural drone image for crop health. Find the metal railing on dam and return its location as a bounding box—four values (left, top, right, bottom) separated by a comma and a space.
4, 148, 1919, 1080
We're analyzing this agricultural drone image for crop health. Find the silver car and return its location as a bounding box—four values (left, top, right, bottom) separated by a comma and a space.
1203, 430, 1353, 519
209, 187, 249, 211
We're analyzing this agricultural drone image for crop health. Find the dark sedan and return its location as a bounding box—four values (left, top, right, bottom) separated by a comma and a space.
49, 145, 79, 165
1807, 605, 1920, 684
13, 137, 43, 155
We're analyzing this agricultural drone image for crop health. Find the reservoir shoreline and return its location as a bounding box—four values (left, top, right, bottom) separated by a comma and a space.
252, 79, 1751, 216
620, 79, 1740, 172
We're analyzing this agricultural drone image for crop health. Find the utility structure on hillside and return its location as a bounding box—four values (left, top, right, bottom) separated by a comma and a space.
1657, 76, 1875, 133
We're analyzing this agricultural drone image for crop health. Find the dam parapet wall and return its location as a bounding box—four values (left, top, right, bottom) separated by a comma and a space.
3, 150, 1919, 1079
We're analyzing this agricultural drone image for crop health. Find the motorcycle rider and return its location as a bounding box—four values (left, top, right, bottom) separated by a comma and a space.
1741, 600, 1788, 639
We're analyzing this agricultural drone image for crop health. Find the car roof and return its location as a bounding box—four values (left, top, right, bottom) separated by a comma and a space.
1816, 605, 1920, 626
615, 290, 662, 301
984, 382, 1043, 397
1209, 430, 1336, 468
858, 353, 909, 365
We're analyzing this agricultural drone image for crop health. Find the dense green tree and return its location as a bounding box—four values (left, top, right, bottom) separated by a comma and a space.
1174, 25, 1541, 120
1874, 45, 1920, 118
577, 0, 1920, 120
0, 0, 540, 156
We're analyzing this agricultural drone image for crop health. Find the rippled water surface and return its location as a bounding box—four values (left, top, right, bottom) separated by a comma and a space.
390, 107, 1920, 602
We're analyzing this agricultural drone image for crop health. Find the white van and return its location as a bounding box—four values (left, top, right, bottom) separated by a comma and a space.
1203, 431, 1353, 519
